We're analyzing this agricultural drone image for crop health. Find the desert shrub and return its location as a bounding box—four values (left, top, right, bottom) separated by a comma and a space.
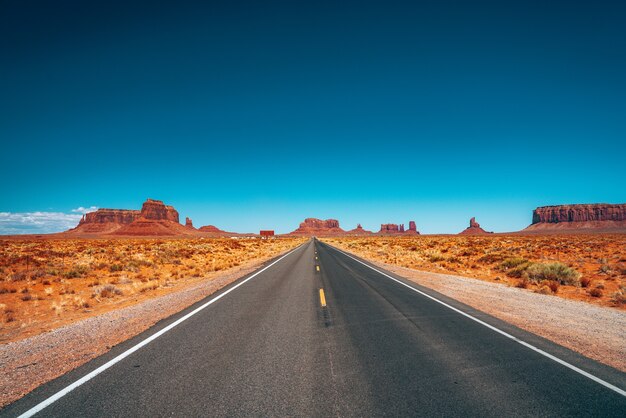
535, 285, 552, 295
11, 272, 27, 281
515, 278, 529, 289
500, 257, 529, 269
588, 288, 603, 298
93, 284, 123, 298
109, 264, 123, 272
580, 277, 592, 288
426, 251, 446, 262
525, 262, 581, 286
611, 291, 626, 306
507, 263, 533, 278
598, 264, 611, 274
499, 258, 534, 278
5, 311, 15, 322
477, 253, 506, 264
21, 293, 33, 301
63, 265, 89, 279
544, 280, 560, 294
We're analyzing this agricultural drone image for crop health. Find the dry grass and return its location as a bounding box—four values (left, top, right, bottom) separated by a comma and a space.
322, 234, 626, 308
0, 237, 305, 342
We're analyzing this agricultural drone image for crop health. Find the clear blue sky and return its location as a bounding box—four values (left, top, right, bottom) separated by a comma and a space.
1, 0, 625, 234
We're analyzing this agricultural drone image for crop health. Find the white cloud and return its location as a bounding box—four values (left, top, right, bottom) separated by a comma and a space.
0, 211, 84, 235
71, 206, 98, 214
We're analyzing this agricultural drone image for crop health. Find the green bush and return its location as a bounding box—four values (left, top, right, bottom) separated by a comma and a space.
525, 262, 581, 286
500, 257, 529, 269
499, 257, 533, 278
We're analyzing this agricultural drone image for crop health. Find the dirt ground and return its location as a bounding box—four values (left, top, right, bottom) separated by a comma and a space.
322, 234, 626, 309
0, 237, 305, 343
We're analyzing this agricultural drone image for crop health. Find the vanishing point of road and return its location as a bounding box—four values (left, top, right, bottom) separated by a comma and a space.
3, 239, 626, 417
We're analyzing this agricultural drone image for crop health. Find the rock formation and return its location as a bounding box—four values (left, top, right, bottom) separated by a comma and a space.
68, 198, 196, 236
459, 217, 492, 235
380, 224, 400, 233
346, 224, 374, 235
379, 221, 420, 235
289, 218, 345, 235
185, 217, 194, 228
140, 199, 179, 222
79, 209, 141, 226
525, 203, 626, 231
198, 225, 225, 233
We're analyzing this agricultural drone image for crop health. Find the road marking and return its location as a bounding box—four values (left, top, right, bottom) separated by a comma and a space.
331, 245, 626, 398
17, 244, 306, 418
315, 256, 318, 260
319, 288, 327, 307
316, 265, 320, 272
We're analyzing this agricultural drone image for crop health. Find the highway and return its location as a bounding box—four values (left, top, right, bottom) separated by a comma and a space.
4, 239, 626, 417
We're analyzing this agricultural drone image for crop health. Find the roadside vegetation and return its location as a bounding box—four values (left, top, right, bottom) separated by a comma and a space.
0, 237, 305, 342
322, 235, 626, 308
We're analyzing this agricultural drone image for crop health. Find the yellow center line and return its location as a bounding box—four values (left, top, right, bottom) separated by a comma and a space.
319, 288, 327, 307
316, 265, 320, 272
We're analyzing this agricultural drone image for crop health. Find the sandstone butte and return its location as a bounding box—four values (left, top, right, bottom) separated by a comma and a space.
524, 203, 626, 232
378, 221, 420, 235
458, 217, 492, 235
346, 224, 374, 235
288, 218, 345, 236
66, 199, 239, 237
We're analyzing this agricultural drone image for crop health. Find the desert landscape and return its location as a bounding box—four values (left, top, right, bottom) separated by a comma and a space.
0, 236, 305, 343
321, 234, 626, 308
3, 3, 625, 414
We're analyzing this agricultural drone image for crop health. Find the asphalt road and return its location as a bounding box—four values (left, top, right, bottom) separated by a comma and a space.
3, 239, 626, 417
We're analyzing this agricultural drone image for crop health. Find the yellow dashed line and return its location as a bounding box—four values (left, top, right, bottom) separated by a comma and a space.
316, 265, 320, 272
319, 288, 327, 307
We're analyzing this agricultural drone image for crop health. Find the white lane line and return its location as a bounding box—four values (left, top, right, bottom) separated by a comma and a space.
330, 245, 626, 397
18, 244, 306, 418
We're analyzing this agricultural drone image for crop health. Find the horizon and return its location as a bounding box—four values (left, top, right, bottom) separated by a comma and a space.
2, 0, 625, 234
2, 198, 626, 235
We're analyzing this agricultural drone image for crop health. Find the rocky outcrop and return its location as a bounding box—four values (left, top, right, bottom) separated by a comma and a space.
459, 217, 492, 235
525, 204, 626, 232
68, 198, 195, 236
346, 224, 374, 235
198, 225, 225, 233
140, 199, 179, 222
289, 218, 345, 235
531, 204, 626, 224
79, 209, 140, 227
185, 217, 194, 228
380, 224, 401, 233
379, 221, 420, 235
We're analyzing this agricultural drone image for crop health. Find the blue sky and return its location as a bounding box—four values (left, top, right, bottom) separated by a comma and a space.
1, 0, 625, 234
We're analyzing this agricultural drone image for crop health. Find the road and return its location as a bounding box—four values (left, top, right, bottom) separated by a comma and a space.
3, 239, 626, 417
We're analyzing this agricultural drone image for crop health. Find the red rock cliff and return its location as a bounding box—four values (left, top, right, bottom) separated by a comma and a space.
289, 218, 344, 235
140, 199, 179, 222
79, 209, 140, 225
380, 224, 400, 233
531, 204, 626, 224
